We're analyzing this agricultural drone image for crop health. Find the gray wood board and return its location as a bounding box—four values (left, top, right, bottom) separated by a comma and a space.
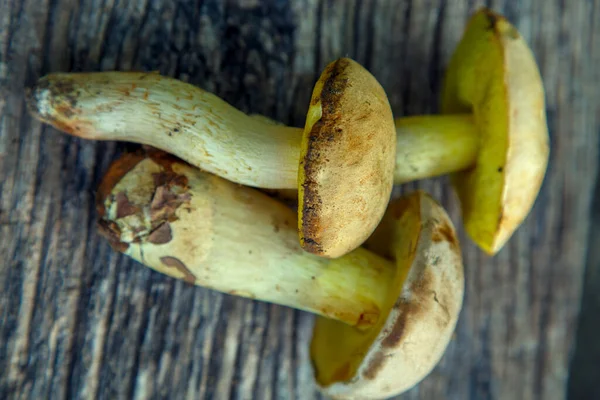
1, 0, 598, 399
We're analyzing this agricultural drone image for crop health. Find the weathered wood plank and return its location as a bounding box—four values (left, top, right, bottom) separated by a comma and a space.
0, 0, 599, 399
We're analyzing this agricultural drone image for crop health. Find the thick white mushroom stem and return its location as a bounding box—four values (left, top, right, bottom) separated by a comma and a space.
27, 72, 478, 188
96, 149, 395, 329
27, 72, 302, 189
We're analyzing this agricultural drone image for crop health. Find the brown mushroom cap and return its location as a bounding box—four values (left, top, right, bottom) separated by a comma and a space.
298, 58, 397, 258
310, 191, 464, 399
441, 8, 550, 254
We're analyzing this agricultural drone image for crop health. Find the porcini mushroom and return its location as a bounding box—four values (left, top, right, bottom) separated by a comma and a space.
97, 148, 464, 398
427, 7, 549, 254
26, 8, 547, 255
27, 58, 396, 259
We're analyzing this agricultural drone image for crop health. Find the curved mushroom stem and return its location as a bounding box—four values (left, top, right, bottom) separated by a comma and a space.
26, 72, 478, 188
27, 72, 302, 189
393, 114, 478, 183
97, 149, 395, 329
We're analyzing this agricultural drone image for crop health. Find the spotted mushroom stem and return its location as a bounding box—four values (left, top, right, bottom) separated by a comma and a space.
97, 149, 396, 329
27, 72, 478, 189
27, 72, 303, 189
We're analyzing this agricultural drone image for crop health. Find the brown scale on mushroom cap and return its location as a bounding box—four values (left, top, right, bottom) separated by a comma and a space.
300, 59, 351, 255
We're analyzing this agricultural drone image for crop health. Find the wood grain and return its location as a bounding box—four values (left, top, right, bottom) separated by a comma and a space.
1, 0, 598, 399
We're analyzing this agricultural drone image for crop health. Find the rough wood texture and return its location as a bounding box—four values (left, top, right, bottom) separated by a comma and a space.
0, 1, 598, 399
569, 161, 600, 400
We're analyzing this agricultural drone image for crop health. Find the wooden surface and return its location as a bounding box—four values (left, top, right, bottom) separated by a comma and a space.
569, 159, 600, 400
1, 1, 598, 399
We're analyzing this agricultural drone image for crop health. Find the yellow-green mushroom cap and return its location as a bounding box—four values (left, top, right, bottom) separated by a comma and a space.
299, 58, 397, 259
311, 191, 464, 399
442, 8, 549, 254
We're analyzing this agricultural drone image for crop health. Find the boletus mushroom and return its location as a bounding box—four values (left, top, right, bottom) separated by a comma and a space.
394, 7, 548, 253
96, 148, 464, 398
26, 9, 548, 256
26, 58, 396, 259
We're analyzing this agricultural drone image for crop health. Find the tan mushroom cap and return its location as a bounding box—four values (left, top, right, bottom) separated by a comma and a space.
310, 191, 464, 399
441, 8, 550, 254
299, 58, 397, 258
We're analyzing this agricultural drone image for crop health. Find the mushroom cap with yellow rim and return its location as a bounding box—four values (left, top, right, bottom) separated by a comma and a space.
311, 191, 464, 399
299, 58, 397, 259
441, 8, 550, 254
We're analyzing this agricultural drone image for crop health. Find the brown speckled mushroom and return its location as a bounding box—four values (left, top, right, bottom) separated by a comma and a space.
27, 8, 549, 256
96, 148, 464, 398
26, 58, 396, 259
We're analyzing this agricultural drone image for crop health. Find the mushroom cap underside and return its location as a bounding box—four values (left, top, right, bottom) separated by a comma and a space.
310, 191, 464, 399
441, 8, 550, 254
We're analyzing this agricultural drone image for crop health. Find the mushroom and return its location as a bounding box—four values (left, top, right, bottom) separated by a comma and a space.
27, 58, 396, 259
96, 148, 464, 398
26, 8, 548, 254
431, 8, 549, 254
